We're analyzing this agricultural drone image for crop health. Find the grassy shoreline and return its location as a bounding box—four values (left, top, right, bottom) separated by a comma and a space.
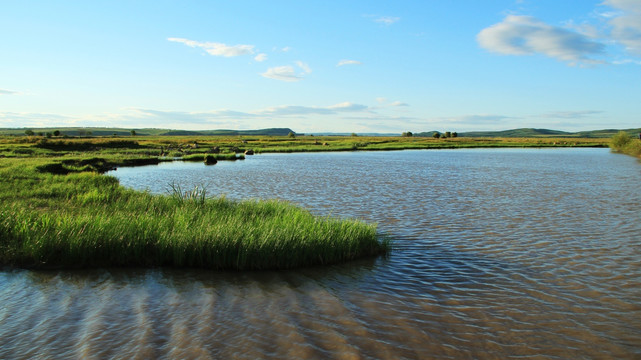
0, 134, 608, 270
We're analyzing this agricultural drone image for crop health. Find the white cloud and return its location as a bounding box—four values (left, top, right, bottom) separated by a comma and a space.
262, 62, 311, 82
612, 58, 641, 65
261, 66, 303, 82
373, 98, 409, 108
374, 16, 400, 25
337, 59, 363, 67
477, 15, 605, 65
129, 102, 371, 122
327, 102, 369, 112
295, 61, 312, 74
168, 37, 255, 57
0, 89, 18, 95
254, 53, 268, 62
0, 111, 77, 127
602, 0, 641, 55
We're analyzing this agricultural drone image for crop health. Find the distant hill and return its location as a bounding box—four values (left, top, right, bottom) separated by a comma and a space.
459, 128, 571, 137
0, 127, 295, 137
415, 128, 641, 138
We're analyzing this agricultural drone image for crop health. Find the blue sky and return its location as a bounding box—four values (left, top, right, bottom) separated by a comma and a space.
1, 0, 640, 133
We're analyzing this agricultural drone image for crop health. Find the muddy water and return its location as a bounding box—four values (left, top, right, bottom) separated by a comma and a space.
2, 148, 640, 359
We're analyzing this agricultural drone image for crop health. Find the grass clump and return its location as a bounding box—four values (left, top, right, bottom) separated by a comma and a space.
610, 131, 641, 158
0, 157, 387, 270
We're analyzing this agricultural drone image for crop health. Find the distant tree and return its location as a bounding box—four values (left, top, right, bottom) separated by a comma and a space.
444, 131, 451, 138
78, 129, 87, 137
432, 132, 441, 139
45, 132, 52, 138
37, 132, 44, 136
452, 132, 458, 138
24, 130, 34, 136
288, 131, 296, 138
130, 129, 136, 136
53, 130, 61, 137
402, 131, 413, 137
351, 132, 358, 137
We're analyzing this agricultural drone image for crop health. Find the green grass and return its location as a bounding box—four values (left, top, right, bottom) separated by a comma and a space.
0, 157, 386, 270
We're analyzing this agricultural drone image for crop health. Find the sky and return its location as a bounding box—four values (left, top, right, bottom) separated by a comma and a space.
1, 0, 640, 133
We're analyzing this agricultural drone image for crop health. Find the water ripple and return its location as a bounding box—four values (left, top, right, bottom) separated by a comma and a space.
2, 149, 641, 359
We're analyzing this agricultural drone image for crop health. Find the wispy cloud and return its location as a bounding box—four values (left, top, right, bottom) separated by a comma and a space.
0, 111, 77, 127
262, 62, 311, 82
477, 15, 605, 65
612, 58, 641, 65
295, 61, 312, 74
327, 102, 368, 112
132, 102, 370, 121
539, 110, 603, 119
373, 98, 409, 108
168, 37, 255, 57
254, 53, 268, 62
261, 66, 303, 82
374, 16, 400, 25
602, 0, 641, 56
337, 59, 362, 67
433, 114, 516, 124
0, 89, 19, 95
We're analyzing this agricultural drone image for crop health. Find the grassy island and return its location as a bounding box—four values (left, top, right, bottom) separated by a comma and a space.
0, 133, 609, 270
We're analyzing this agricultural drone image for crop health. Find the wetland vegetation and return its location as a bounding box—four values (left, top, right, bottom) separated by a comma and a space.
0, 133, 609, 270
609, 130, 641, 158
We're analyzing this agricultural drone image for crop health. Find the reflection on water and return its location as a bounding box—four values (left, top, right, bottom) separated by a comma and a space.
2, 148, 640, 359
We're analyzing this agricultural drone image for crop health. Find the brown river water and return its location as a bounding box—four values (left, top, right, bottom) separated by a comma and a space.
1, 148, 640, 359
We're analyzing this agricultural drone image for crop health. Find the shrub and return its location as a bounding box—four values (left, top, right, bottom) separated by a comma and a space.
610, 131, 631, 151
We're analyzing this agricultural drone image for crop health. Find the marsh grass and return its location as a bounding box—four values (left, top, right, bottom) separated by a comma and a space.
0, 156, 387, 270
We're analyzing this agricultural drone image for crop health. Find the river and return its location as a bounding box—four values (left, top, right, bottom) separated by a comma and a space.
1, 148, 640, 359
